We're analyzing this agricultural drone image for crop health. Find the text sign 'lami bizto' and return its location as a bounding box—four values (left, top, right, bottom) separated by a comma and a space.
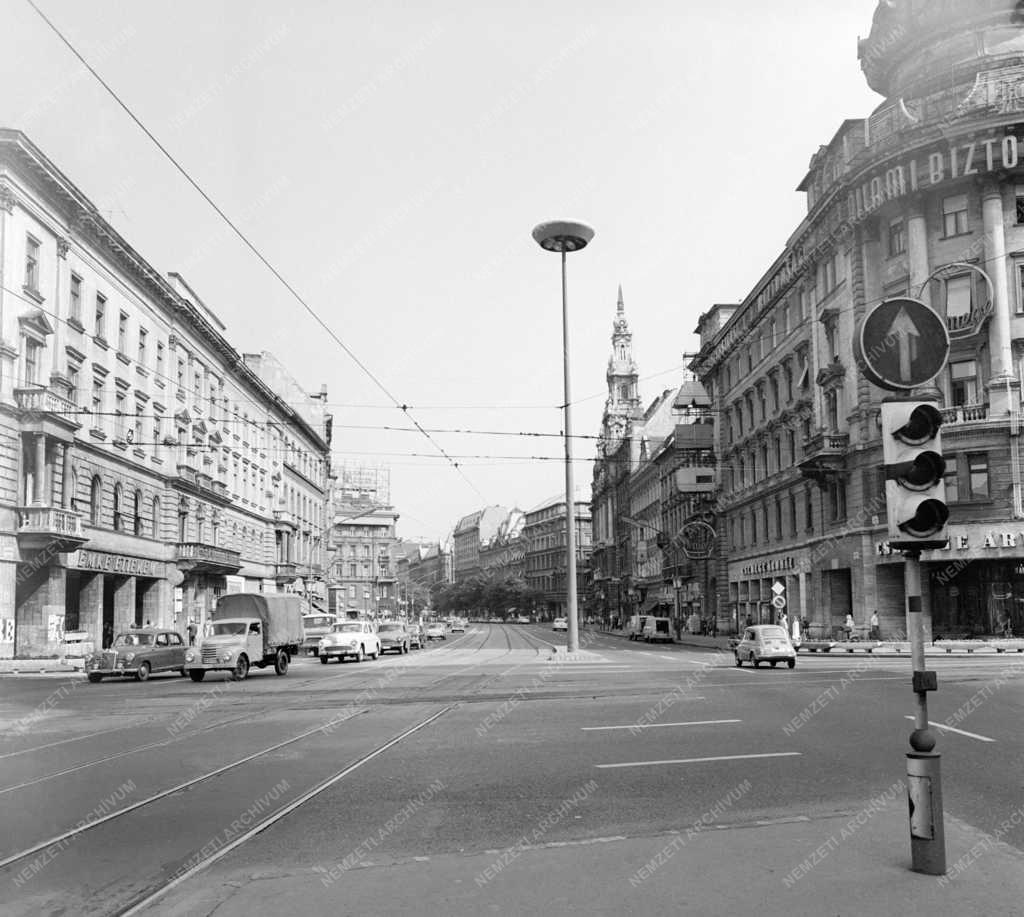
855, 298, 950, 392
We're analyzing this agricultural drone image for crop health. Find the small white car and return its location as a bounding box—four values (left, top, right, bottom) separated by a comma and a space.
319, 621, 380, 664
426, 623, 447, 641
552, 617, 568, 632
734, 625, 796, 669
450, 621, 466, 633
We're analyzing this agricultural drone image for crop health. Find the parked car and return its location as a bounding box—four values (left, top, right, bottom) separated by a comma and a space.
86, 629, 188, 682
552, 617, 568, 632
734, 625, 796, 668
426, 623, 447, 641
319, 621, 381, 663
408, 624, 426, 649
378, 622, 410, 655
642, 616, 673, 643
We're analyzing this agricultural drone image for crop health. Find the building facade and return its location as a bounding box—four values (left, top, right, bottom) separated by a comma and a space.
1, 130, 332, 657
523, 491, 592, 620
452, 505, 509, 582
692, 0, 1024, 638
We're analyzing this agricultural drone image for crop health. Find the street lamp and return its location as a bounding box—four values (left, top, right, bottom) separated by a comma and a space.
532, 219, 594, 654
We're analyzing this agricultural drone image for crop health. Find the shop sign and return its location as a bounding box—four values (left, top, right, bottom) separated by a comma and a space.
877, 529, 1024, 556
961, 65, 1024, 116
850, 128, 1024, 222
740, 556, 796, 576
71, 550, 158, 577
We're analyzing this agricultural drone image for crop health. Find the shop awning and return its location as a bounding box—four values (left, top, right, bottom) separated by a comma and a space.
640, 596, 673, 614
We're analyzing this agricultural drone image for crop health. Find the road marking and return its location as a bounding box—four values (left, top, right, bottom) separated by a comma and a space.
902, 715, 995, 743
582, 719, 740, 732
596, 751, 801, 769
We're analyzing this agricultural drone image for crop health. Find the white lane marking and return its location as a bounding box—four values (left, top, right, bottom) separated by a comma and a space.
902, 715, 995, 743
596, 752, 801, 769
582, 719, 740, 732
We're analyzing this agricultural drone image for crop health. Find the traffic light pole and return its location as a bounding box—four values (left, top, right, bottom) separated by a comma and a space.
903, 548, 946, 875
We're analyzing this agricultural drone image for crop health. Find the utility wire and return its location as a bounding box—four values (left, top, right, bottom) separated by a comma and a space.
24, 0, 486, 501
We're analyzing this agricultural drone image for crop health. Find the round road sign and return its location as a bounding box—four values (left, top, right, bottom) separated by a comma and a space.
854, 298, 949, 392
772, 595, 787, 610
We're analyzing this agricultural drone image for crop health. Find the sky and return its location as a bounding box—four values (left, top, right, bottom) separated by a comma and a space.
1, 0, 883, 543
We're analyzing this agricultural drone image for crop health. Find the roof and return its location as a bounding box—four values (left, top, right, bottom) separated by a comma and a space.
673, 379, 710, 409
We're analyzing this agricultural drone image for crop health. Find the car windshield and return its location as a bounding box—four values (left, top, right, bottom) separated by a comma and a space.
304, 616, 334, 628
334, 623, 363, 633
379, 624, 404, 632
113, 633, 154, 647
758, 626, 789, 639
212, 622, 248, 636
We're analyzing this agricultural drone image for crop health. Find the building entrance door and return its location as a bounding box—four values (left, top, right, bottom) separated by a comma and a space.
102, 576, 115, 647
65, 570, 82, 632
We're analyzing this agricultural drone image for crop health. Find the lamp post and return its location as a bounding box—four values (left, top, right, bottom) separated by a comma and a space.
532, 219, 594, 653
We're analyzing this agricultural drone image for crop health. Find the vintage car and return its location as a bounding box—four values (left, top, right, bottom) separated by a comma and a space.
86, 629, 188, 682
425, 622, 447, 641
552, 617, 568, 632
408, 624, 426, 649
734, 625, 797, 669
377, 622, 410, 655
318, 620, 381, 663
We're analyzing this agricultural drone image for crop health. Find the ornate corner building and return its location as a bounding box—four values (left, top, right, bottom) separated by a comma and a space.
691, 1, 1024, 639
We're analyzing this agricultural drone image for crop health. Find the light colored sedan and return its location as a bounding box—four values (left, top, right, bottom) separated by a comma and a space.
734, 625, 796, 669
425, 623, 446, 641
319, 621, 380, 663
552, 618, 568, 632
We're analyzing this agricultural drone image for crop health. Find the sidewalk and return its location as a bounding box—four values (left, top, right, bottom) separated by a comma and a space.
147, 798, 1024, 917
0, 658, 84, 675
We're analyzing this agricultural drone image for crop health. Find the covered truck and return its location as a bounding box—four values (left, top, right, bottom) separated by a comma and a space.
184, 593, 304, 682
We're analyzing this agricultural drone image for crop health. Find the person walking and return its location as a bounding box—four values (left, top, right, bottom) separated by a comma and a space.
869, 611, 880, 642
187, 620, 197, 646
845, 612, 856, 641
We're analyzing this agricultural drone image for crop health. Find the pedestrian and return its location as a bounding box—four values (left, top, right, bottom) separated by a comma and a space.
869, 611, 880, 642
745, 613, 754, 629
778, 611, 788, 632
845, 612, 855, 641
187, 621, 197, 646
102, 622, 113, 649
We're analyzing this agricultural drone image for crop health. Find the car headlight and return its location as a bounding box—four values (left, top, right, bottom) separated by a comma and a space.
124, 652, 136, 662
219, 652, 233, 663
318, 640, 327, 649
185, 650, 195, 662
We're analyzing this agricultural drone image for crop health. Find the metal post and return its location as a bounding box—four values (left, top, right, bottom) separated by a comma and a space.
561, 250, 579, 653
904, 549, 946, 874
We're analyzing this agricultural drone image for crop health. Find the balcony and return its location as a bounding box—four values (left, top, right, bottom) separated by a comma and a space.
175, 542, 242, 574
940, 404, 989, 425
17, 505, 88, 553
173, 465, 231, 505
273, 509, 297, 530
273, 562, 297, 584
798, 432, 849, 486
15, 387, 82, 438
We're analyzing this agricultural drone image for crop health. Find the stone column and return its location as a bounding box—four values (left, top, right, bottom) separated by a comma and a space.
113, 576, 135, 632
62, 444, 73, 509
906, 197, 931, 306
78, 573, 103, 649
982, 182, 1021, 415
34, 434, 47, 505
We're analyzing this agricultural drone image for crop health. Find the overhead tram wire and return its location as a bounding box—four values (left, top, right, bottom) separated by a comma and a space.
24, 0, 486, 502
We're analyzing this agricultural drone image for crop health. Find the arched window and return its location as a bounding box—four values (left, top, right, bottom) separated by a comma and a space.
90, 476, 103, 525
113, 484, 123, 531
152, 497, 161, 540
133, 490, 142, 536
68, 466, 79, 512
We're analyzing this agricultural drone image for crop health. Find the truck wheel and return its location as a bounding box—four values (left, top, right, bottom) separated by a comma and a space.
232, 655, 250, 681
274, 650, 289, 675
135, 662, 151, 682
189, 670, 206, 682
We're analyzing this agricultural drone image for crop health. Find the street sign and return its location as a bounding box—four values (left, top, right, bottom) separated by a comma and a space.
854, 298, 950, 392
772, 595, 787, 610
771, 581, 786, 595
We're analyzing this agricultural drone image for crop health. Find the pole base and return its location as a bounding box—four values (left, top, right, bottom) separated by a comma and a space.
907, 752, 946, 875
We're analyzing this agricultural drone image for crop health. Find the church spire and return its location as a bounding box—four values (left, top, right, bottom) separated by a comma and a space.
598, 284, 640, 449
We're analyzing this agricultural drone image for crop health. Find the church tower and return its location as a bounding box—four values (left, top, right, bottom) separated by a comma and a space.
599, 285, 641, 452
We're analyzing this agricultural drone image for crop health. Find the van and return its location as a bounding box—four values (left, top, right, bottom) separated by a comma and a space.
642, 616, 673, 643
626, 615, 647, 641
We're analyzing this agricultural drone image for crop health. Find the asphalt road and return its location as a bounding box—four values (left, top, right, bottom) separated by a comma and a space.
1, 624, 1022, 915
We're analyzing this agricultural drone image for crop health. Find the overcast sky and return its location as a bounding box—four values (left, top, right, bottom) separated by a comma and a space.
2, 1, 883, 542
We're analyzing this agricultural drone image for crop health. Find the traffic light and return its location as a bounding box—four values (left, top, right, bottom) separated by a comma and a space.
881, 400, 949, 549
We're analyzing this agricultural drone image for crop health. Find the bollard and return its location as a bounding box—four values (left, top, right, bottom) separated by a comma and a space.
907, 752, 946, 875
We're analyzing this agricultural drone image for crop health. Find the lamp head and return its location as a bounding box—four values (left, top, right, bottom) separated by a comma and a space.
532, 220, 595, 253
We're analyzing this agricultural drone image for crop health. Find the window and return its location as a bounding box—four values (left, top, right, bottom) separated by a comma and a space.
967, 453, 989, 500
751, 509, 758, 544
152, 497, 161, 539
1016, 185, 1024, 225
770, 377, 780, 413
943, 456, 959, 503
773, 436, 782, 472
949, 360, 978, 406
25, 235, 40, 291
805, 488, 814, 532
23, 339, 41, 386
787, 428, 797, 464
92, 378, 103, 419
827, 479, 847, 521
783, 365, 793, 403
68, 363, 80, 405
348, 563, 357, 578
113, 483, 123, 531
115, 391, 126, 439
888, 218, 906, 257
95, 293, 107, 338
138, 327, 148, 366
90, 476, 103, 525
177, 358, 185, 390
133, 490, 142, 536
118, 312, 128, 354
945, 275, 973, 319
156, 341, 165, 377
942, 194, 969, 237
789, 492, 798, 534
825, 390, 839, 431
775, 497, 784, 538
70, 273, 82, 321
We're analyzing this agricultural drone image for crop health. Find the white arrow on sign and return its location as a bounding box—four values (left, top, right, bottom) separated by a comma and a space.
888, 306, 920, 381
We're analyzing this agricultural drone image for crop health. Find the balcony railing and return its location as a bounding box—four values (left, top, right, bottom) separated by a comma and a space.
802, 432, 849, 454
273, 509, 297, 528
15, 387, 82, 430
17, 505, 88, 552
175, 542, 242, 572
274, 562, 297, 581
940, 404, 989, 425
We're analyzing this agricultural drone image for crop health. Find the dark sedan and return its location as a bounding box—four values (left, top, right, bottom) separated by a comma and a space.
85, 629, 188, 682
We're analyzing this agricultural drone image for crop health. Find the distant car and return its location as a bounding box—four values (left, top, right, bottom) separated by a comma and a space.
319, 621, 380, 663
450, 620, 466, 633
488, 617, 501, 624
86, 629, 187, 682
408, 624, 426, 649
734, 625, 796, 669
377, 623, 410, 655
552, 618, 568, 632
642, 616, 673, 643
426, 623, 447, 641
515, 615, 530, 625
